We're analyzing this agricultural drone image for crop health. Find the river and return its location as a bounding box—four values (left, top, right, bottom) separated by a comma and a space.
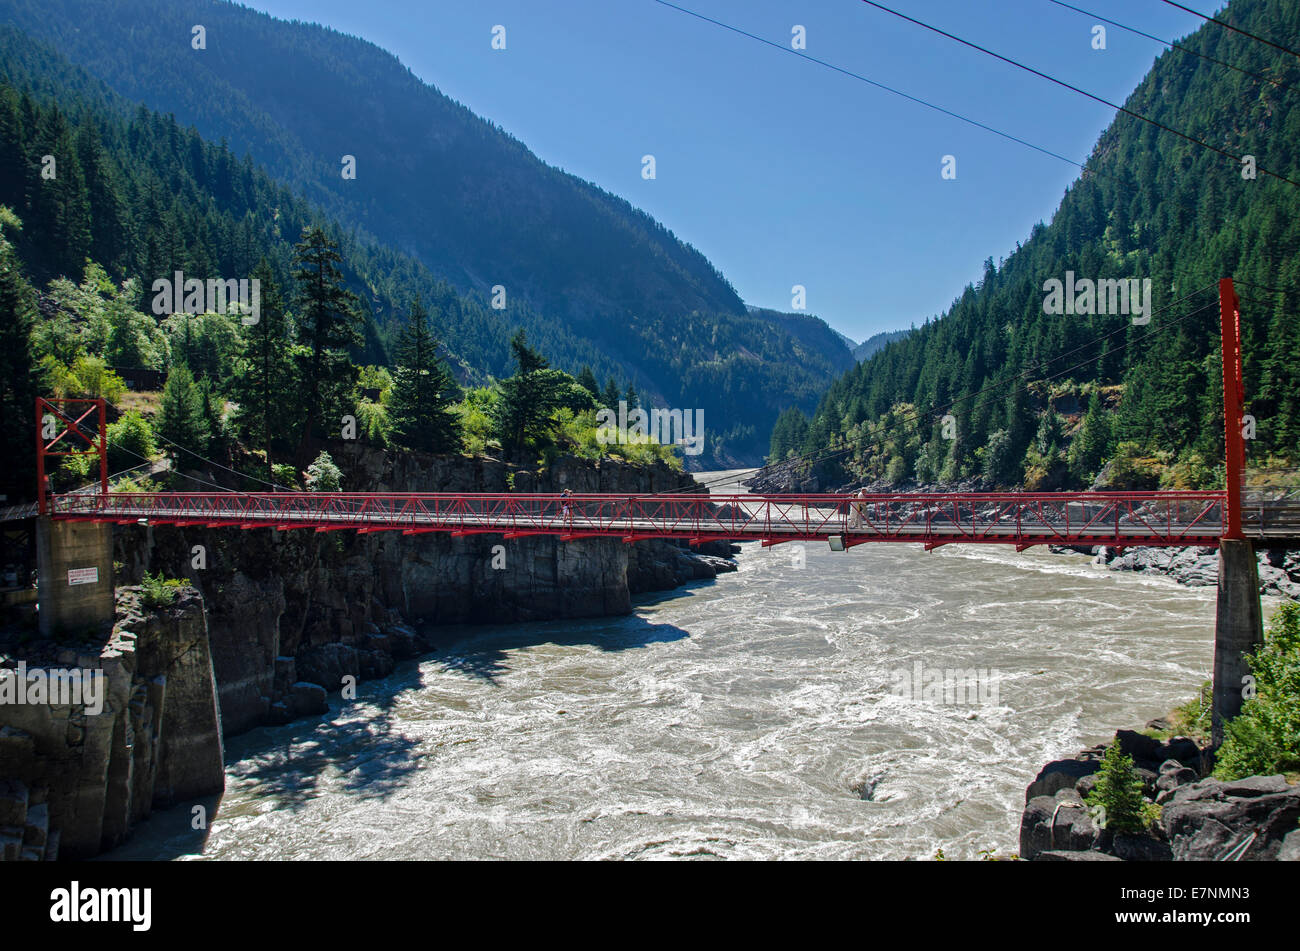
106, 472, 1235, 861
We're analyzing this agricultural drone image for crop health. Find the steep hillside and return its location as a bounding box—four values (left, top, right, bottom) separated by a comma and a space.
0, 10, 853, 464
0, 0, 745, 327
776, 0, 1300, 490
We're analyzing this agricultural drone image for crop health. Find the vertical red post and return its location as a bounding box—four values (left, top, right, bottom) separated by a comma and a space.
1219, 278, 1244, 540
36, 397, 46, 515
98, 397, 108, 500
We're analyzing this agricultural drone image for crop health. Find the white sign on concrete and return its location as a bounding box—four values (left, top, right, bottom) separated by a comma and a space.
67, 567, 99, 586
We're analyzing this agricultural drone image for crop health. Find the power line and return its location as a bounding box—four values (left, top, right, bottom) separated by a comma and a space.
858, 0, 1300, 189
1154, 0, 1300, 63
646, 0, 1084, 168
1045, 0, 1294, 91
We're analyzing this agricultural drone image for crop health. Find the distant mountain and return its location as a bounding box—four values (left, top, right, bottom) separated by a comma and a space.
852, 329, 910, 362
746, 307, 856, 375
0, 0, 856, 465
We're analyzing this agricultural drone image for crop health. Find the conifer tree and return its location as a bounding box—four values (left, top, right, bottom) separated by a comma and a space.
291, 227, 361, 462
388, 295, 461, 454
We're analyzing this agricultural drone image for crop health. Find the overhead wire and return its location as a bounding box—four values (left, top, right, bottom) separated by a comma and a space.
857, 0, 1300, 189
1045, 0, 1294, 91
1154, 0, 1300, 63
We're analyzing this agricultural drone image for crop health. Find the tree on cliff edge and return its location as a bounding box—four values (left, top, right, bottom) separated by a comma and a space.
388, 295, 461, 454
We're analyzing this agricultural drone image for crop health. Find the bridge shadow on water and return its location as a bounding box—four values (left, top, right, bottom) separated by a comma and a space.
426, 612, 693, 685
107, 612, 692, 859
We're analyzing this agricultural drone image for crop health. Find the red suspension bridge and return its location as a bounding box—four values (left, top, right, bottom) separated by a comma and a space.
9, 278, 1298, 742
24, 278, 1300, 550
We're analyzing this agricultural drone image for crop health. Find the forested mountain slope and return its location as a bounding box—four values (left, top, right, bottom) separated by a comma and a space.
775, 0, 1300, 491
0, 11, 852, 465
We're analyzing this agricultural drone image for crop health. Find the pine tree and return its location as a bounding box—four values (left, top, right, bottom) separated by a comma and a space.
576, 365, 600, 400
600, 377, 620, 410
291, 226, 361, 462
1085, 742, 1153, 835
230, 259, 294, 479
388, 295, 461, 454
0, 208, 40, 502
493, 329, 561, 462
155, 365, 210, 465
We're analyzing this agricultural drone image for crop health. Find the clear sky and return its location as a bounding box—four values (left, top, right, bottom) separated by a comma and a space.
243, 0, 1213, 343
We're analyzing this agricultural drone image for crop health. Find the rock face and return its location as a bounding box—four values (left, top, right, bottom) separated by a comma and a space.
1020, 725, 1300, 861
0, 586, 223, 860
1056, 545, 1300, 599
1159, 776, 1300, 860
114, 447, 738, 736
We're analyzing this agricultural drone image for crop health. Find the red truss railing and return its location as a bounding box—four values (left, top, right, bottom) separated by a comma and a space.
41, 489, 1268, 548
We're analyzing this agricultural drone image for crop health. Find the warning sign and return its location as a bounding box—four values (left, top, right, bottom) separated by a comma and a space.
67, 567, 99, 586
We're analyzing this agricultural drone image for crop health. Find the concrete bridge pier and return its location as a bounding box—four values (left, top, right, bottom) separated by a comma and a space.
1211, 539, 1264, 747
36, 517, 115, 638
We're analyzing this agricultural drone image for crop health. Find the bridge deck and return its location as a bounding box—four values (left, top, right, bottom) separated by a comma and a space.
37, 489, 1300, 547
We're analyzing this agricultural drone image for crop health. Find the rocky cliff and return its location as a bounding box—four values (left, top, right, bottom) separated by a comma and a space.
113, 447, 738, 736
0, 585, 223, 860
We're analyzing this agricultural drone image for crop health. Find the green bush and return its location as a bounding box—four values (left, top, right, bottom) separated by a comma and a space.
1215, 601, 1300, 780
140, 570, 188, 609
271, 463, 301, 490
1085, 742, 1160, 834
107, 410, 157, 473
304, 451, 343, 492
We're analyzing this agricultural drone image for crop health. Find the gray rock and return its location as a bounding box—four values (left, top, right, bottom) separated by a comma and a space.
290, 682, 328, 716
1025, 758, 1100, 803
1036, 849, 1123, 861
1110, 833, 1173, 861
1160, 777, 1300, 860
1279, 829, 1300, 862
1021, 794, 1097, 860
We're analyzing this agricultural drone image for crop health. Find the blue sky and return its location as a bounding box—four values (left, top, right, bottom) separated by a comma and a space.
245, 0, 1214, 343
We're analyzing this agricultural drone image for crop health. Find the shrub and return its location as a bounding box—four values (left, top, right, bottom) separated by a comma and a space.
1215, 601, 1300, 780
140, 570, 188, 609
271, 463, 301, 490
1085, 742, 1160, 834
107, 410, 157, 473
304, 451, 343, 492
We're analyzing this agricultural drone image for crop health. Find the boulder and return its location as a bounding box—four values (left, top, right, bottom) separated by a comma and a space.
1279, 830, 1300, 862
290, 681, 328, 716
1021, 793, 1098, 860
1160, 777, 1300, 860
1036, 849, 1123, 861
1110, 833, 1172, 861
1025, 758, 1100, 803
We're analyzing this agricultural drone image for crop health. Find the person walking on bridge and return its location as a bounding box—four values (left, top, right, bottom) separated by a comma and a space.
848, 487, 868, 530
561, 488, 573, 527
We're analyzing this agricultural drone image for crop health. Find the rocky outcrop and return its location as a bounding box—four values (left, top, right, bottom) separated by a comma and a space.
114, 447, 738, 736
1160, 776, 1300, 860
0, 586, 223, 860
1019, 723, 1299, 861
1050, 544, 1300, 599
